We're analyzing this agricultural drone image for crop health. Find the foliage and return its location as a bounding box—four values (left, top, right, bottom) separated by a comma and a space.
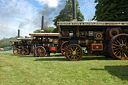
53, 0, 85, 32
93, 0, 128, 21
33, 27, 55, 33
0, 53, 128, 85
33, 29, 41, 33
44, 27, 54, 33
0, 36, 22, 48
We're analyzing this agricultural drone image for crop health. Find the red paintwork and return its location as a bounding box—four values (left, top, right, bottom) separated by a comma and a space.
91, 43, 103, 51
50, 47, 57, 51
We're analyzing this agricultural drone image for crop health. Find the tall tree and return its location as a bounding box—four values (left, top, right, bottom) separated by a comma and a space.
53, 0, 84, 32
33, 27, 54, 33
93, 0, 128, 21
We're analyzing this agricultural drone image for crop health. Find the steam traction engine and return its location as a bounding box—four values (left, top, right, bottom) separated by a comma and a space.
10, 40, 20, 54
57, 0, 128, 61
17, 37, 32, 55
29, 33, 60, 57
57, 21, 128, 61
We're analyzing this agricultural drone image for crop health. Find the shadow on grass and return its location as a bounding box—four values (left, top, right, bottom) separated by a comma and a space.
18, 55, 34, 57
7, 53, 113, 61
8, 53, 34, 57
91, 65, 128, 80
34, 57, 67, 61
34, 56, 113, 61
82, 56, 113, 61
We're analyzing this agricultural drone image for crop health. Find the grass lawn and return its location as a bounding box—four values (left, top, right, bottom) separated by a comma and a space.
0, 53, 128, 85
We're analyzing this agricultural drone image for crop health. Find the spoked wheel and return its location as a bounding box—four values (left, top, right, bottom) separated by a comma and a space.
61, 41, 70, 55
65, 44, 83, 61
13, 48, 18, 55
109, 34, 128, 60
36, 46, 46, 57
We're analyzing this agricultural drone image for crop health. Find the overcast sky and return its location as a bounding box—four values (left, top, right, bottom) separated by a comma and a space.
0, 0, 96, 39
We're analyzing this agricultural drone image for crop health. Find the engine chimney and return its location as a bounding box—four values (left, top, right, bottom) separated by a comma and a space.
41, 16, 44, 33
72, 0, 77, 21
18, 29, 20, 38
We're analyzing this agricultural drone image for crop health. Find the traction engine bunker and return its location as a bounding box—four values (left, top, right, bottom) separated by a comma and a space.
57, 21, 128, 61
29, 33, 60, 57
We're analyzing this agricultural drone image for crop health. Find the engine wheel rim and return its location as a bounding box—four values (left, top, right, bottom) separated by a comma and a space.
36, 47, 46, 57
61, 41, 69, 55
112, 35, 128, 60
66, 44, 83, 61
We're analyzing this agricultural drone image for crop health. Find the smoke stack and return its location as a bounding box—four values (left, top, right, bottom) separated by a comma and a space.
41, 16, 44, 33
72, 0, 77, 21
18, 29, 20, 38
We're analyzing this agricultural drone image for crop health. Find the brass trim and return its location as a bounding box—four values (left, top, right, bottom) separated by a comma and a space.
57, 21, 128, 26
78, 40, 80, 44
86, 40, 89, 46
94, 32, 103, 40
94, 41, 96, 43
100, 41, 102, 43
109, 28, 119, 38
48, 44, 50, 48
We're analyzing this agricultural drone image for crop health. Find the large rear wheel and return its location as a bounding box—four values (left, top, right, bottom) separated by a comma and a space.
61, 41, 69, 55
109, 34, 128, 60
65, 44, 83, 61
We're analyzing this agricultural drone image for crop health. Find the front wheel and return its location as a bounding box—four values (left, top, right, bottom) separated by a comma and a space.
65, 44, 83, 61
109, 34, 128, 60
13, 48, 19, 55
36, 46, 46, 57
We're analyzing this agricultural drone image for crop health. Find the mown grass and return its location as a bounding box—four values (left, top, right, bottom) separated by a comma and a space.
0, 53, 128, 85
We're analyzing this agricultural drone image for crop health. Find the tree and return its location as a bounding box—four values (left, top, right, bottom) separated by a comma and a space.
53, 0, 84, 32
93, 0, 128, 21
33, 29, 41, 33
33, 27, 55, 33
0, 36, 22, 48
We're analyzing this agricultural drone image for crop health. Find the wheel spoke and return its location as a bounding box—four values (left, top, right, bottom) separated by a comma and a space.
113, 48, 120, 51
124, 53, 127, 58
119, 37, 122, 44
113, 44, 119, 47
124, 51, 128, 58
70, 48, 73, 52
116, 40, 121, 45
114, 49, 121, 55
123, 37, 127, 44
